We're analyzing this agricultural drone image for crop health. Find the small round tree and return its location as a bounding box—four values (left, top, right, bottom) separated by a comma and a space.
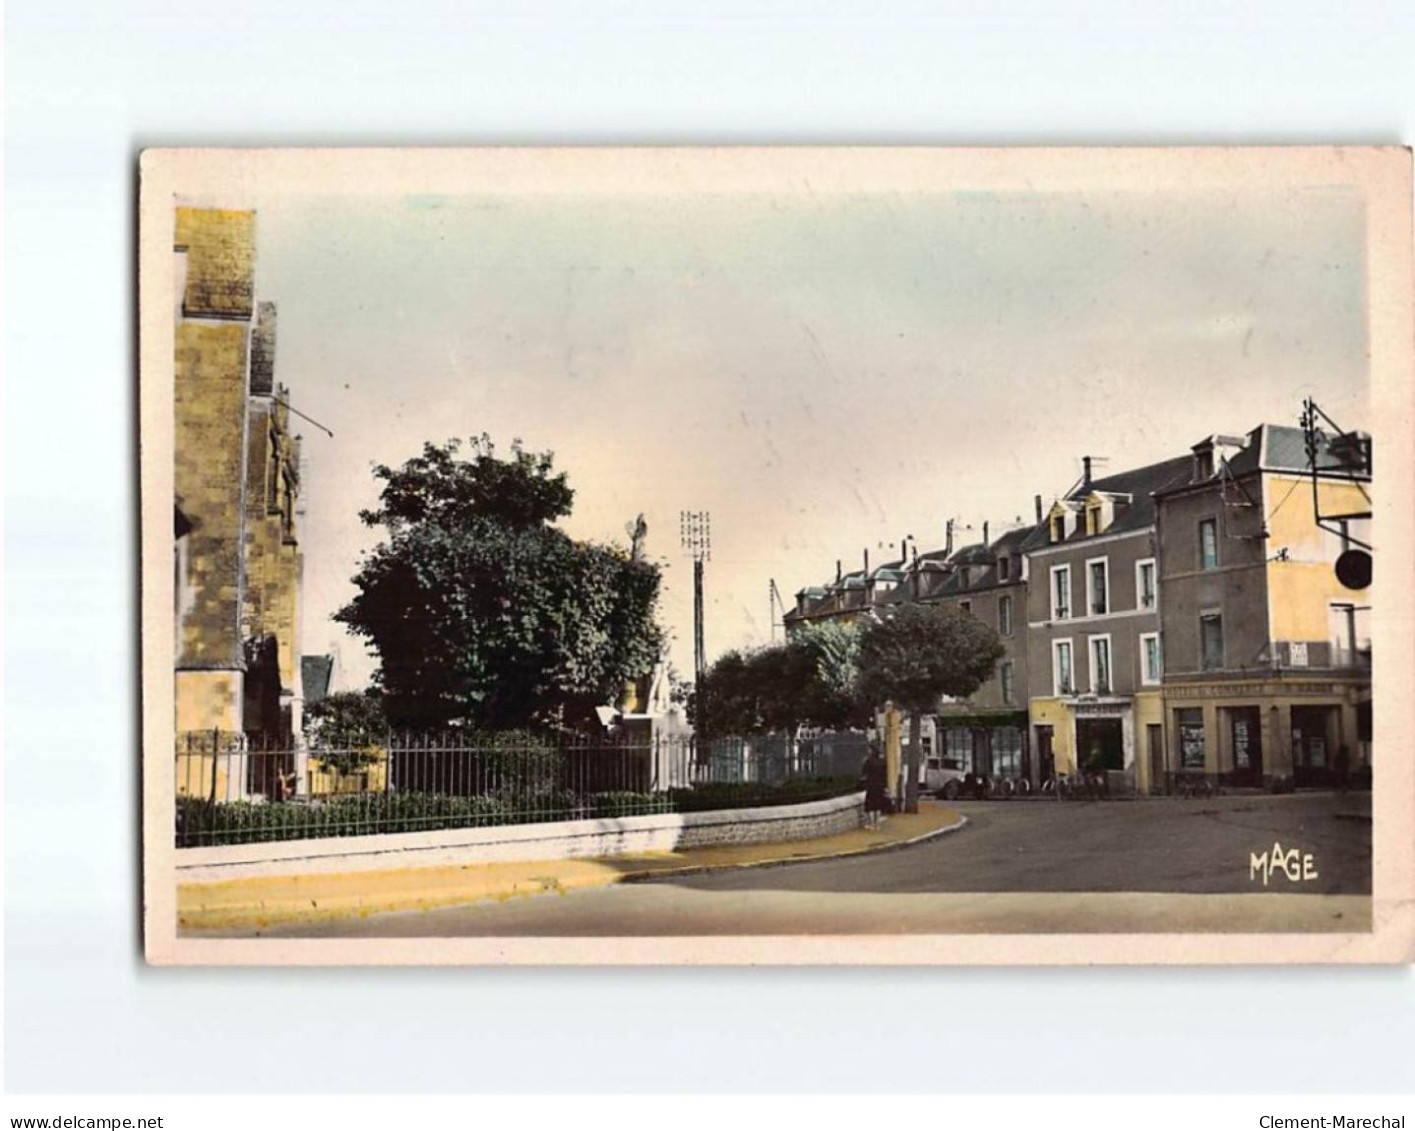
856, 603, 1006, 813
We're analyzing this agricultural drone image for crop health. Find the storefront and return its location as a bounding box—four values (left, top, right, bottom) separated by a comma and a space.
1161, 677, 1367, 789
935, 710, 1032, 783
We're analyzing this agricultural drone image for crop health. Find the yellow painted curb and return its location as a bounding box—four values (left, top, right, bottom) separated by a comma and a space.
178, 804, 964, 933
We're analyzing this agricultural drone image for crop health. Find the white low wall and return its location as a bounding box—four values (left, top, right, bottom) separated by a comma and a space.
177, 791, 866, 883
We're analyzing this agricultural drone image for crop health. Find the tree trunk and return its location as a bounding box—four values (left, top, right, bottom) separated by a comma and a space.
905, 710, 923, 814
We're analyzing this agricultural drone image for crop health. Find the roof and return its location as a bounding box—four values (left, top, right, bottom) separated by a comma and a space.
301, 655, 334, 705
1037, 454, 1195, 545
1256, 422, 1367, 476
1156, 422, 1371, 496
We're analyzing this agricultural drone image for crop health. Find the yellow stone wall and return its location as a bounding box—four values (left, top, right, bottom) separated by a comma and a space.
241, 396, 303, 703
174, 671, 244, 798
1132, 689, 1165, 792
175, 207, 255, 319
174, 321, 250, 674
1028, 697, 1075, 774
309, 748, 390, 796
1265, 477, 1371, 643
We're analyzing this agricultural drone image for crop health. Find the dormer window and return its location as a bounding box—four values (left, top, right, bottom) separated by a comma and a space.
1086, 502, 1102, 535
1050, 515, 1065, 543
998, 556, 1010, 581
1194, 450, 1214, 480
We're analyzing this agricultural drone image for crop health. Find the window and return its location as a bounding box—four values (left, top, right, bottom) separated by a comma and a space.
944, 728, 972, 773
1086, 503, 1102, 535
1051, 564, 1071, 620
1200, 612, 1224, 670
1050, 515, 1065, 543
1136, 558, 1157, 610
1087, 557, 1109, 616
998, 594, 1014, 636
1000, 661, 1015, 705
1053, 639, 1074, 696
1328, 602, 1372, 666
1140, 632, 1162, 685
959, 599, 972, 616
993, 727, 1022, 777
998, 556, 1010, 581
1177, 708, 1205, 770
1089, 635, 1112, 694
1199, 518, 1219, 570
1194, 450, 1214, 480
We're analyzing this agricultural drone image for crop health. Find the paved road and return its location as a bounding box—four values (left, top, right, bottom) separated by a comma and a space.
249, 792, 1371, 938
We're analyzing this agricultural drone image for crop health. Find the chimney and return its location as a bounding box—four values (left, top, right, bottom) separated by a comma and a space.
863, 548, 870, 574
983, 521, 990, 548
1035, 494, 1043, 524
1082, 456, 1093, 489
945, 519, 954, 556
836, 559, 842, 583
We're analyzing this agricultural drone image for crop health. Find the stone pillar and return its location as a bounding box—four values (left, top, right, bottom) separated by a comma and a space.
884, 703, 903, 802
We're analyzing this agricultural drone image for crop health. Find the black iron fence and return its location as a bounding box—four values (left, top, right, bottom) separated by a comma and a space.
174, 729, 867, 848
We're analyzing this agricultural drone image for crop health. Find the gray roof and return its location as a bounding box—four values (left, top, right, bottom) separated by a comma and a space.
301, 655, 333, 705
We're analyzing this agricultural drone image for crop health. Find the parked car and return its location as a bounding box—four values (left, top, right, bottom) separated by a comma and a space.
923, 756, 968, 800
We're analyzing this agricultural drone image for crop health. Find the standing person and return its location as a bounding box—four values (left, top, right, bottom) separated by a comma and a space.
1335, 744, 1351, 794
860, 741, 890, 829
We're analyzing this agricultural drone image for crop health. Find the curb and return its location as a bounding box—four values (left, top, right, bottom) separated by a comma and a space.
180, 811, 968, 933
620, 812, 969, 884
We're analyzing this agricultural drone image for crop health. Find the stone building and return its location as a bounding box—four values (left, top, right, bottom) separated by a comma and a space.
173, 207, 305, 749
784, 517, 1036, 782
1023, 455, 1191, 790
1152, 424, 1372, 788
911, 523, 1033, 782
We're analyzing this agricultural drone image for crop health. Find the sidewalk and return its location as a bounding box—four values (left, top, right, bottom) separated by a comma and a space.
178, 802, 965, 933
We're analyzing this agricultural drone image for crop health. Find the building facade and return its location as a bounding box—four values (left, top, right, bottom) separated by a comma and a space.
785, 519, 1036, 783
1024, 456, 1191, 791
915, 525, 1033, 782
173, 207, 305, 748
1153, 425, 1372, 788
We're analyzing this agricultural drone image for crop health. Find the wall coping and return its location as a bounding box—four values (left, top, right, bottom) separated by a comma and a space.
176, 790, 866, 877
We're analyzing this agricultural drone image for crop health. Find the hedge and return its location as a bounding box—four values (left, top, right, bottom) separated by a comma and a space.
176, 776, 860, 847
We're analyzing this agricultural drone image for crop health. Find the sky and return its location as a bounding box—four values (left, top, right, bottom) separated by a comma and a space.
252, 183, 1370, 691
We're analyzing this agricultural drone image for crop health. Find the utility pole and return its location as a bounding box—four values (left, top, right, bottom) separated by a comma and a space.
769, 578, 788, 643
680, 511, 711, 708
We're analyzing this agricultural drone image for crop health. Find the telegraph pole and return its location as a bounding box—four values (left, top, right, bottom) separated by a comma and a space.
680, 511, 711, 709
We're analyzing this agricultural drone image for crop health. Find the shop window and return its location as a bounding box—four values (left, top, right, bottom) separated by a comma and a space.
1177, 708, 1205, 770
943, 728, 972, 773
993, 728, 1022, 778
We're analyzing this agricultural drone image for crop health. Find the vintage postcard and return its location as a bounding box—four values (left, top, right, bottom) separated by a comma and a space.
140, 147, 1414, 965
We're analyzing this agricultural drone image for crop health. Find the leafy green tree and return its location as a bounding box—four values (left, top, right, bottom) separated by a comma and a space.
336, 437, 664, 729
693, 620, 866, 737
856, 603, 1005, 812
305, 689, 388, 747
790, 619, 866, 729
303, 689, 388, 775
